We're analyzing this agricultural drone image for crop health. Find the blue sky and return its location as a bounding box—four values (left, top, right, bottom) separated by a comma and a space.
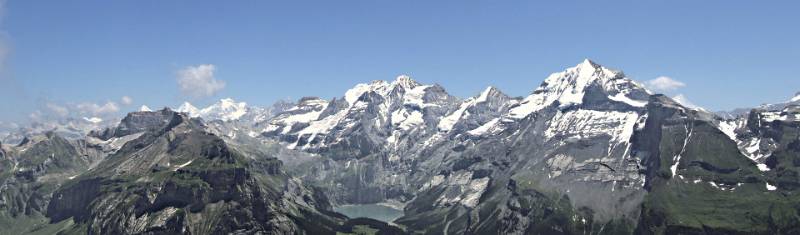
1, 1, 799, 122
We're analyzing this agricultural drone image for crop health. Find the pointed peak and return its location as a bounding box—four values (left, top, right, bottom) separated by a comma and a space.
139, 105, 152, 112
476, 86, 508, 103
568, 58, 613, 80
393, 74, 420, 88
577, 58, 600, 69
176, 102, 200, 117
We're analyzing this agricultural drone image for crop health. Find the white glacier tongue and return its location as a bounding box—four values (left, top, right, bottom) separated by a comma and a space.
508, 59, 650, 119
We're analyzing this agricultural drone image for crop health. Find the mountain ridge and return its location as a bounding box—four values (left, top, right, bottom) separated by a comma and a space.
2, 60, 799, 234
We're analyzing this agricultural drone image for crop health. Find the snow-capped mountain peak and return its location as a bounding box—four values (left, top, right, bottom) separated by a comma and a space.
139, 105, 152, 112
508, 59, 649, 119
201, 98, 248, 121
261, 75, 458, 151
394, 74, 420, 89
476, 86, 498, 103
174, 98, 248, 121
176, 102, 200, 117
576, 58, 601, 73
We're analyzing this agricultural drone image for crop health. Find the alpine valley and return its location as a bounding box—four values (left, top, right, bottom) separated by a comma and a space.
2, 60, 800, 234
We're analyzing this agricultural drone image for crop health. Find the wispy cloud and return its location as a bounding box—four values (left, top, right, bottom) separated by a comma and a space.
645, 76, 685, 92
76, 101, 120, 116
672, 94, 702, 109
45, 102, 69, 117
177, 64, 225, 98
33, 101, 120, 121
121, 96, 133, 105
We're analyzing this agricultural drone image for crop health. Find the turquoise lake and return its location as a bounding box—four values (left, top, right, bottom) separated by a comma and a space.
333, 204, 404, 223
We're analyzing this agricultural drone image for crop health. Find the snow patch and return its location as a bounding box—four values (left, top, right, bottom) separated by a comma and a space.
608, 93, 647, 107
790, 93, 800, 102
475, 86, 494, 103
757, 163, 771, 172
717, 120, 739, 142
766, 182, 777, 191
83, 117, 103, 123
173, 160, 194, 171
177, 102, 200, 117
438, 99, 472, 132
467, 118, 500, 136
403, 85, 437, 108
670, 123, 692, 177
544, 110, 640, 145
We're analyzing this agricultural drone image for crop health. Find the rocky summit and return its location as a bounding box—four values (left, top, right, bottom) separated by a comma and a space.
2, 60, 800, 234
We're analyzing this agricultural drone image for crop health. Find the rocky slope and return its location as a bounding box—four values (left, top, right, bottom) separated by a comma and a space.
0, 130, 111, 234
2, 109, 403, 234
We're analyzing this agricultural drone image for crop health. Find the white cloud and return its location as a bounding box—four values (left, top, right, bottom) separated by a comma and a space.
45, 102, 69, 117
29, 99, 123, 125
177, 64, 225, 98
82, 117, 103, 123
76, 101, 120, 115
672, 94, 702, 109
120, 96, 133, 105
645, 76, 686, 92
28, 110, 42, 120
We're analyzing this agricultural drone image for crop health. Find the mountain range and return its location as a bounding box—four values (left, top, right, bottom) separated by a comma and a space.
2, 60, 799, 234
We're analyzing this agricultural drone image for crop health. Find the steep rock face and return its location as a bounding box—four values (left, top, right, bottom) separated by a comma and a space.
0, 131, 109, 234
46, 109, 346, 234
637, 96, 800, 234
716, 105, 800, 172
437, 86, 520, 136
90, 109, 184, 141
